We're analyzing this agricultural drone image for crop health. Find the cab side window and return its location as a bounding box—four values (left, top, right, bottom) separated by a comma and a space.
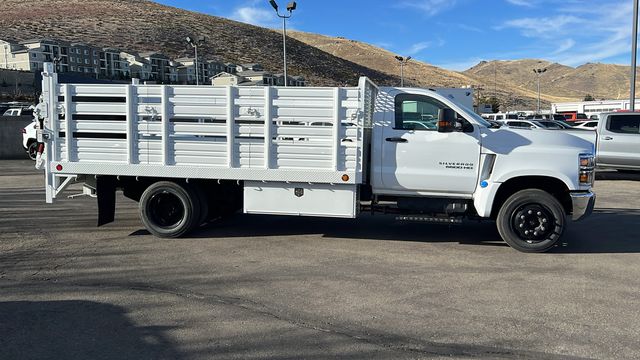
608, 115, 640, 134
395, 94, 449, 131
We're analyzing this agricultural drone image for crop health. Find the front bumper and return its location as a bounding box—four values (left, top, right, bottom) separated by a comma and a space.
570, 191, 595, 221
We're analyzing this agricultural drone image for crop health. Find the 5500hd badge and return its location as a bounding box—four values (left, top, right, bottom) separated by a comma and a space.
439, 162, 474, 170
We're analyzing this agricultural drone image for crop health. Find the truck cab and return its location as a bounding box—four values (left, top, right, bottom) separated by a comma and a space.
369, 87, 596, 252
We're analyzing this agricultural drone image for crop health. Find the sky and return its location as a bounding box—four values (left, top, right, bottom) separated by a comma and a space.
154, 0, 636, 71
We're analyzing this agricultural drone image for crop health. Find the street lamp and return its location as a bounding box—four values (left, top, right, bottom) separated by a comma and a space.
269, 0, 297, 87
186, 35, 205, 85
474, 85, 484, 113
533, 68, 547, 114
631, 0, 639, 111
53, 56, 61, 74
394, 55, 411, 87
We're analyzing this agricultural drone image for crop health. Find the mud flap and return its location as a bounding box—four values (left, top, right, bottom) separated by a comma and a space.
96, 176, 117, 226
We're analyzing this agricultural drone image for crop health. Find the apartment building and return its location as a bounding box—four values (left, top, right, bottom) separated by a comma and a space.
1, 38, 304, 87
211, 70, 304, 87
175, 57, 212, 84
140, 52, 177, 83
210, 72, 246, 86
274, 74, 306, 87
0, 39, 70, 72
240, 70, 278, 86
68, 43, 100, 75
121, 52, 152, 81
208, 60, 226, 77
100, 48, 130, 79
236, 63, 263, 72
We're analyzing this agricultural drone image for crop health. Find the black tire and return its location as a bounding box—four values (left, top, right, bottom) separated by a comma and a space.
496, 189, 566, 253
27, 141, 38, 161
139, 181, 200, 238
190, 183, 209, 229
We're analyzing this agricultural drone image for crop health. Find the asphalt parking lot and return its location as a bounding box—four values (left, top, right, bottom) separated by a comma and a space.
1, 159, 639, 360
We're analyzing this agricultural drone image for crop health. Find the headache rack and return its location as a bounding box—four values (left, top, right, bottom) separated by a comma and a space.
38, 63, 378, 203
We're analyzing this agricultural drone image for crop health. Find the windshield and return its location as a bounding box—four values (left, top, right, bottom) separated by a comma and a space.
555, 120, 574, 127
537, 121, 562, 129
455, 103, 493, 127
577, 113, 588, 119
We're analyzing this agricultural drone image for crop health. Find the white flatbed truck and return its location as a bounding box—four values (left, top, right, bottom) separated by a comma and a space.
36, 63, 595, 252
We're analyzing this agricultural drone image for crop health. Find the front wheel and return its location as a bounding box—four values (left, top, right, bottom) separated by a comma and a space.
496, 189, 566, 253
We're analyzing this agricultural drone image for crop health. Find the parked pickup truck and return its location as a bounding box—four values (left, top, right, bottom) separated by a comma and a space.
593, 112, 640, 171
35, 63, 595, 253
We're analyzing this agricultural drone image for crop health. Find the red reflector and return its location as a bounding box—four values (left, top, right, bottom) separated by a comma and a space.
55, 164, 63, 171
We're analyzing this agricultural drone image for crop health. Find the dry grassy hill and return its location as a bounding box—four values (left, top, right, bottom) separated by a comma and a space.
0, 0, 397, 87
465, 60, 635, 101
287, 32, 578, 109
288, 31, 475, 88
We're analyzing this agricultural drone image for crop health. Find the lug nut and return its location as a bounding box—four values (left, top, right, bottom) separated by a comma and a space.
542, 218, 547, 223
520, 215, 526, 220
534, 231, 538, 236
537, 211, 542, 216
528, 210, 533, 215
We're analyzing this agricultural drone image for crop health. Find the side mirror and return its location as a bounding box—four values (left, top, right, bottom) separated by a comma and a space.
437, 108, 456, 133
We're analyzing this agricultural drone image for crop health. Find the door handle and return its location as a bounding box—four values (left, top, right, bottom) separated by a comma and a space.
602, 136, 614, 140
385, 137, 408, 143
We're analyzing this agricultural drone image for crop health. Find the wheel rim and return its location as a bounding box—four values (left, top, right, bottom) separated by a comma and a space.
511, 204, 555, 243
28, 143, 38, 160
147, 190, 185, 229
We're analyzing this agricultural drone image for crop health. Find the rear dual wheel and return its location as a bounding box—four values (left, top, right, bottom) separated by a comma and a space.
496, 189, 566, 253
139, 181, 207, 238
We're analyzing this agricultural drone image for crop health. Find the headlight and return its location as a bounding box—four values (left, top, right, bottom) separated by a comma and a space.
579, 153, 595, 186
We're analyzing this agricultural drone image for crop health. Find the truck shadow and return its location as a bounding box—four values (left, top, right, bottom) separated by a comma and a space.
182, 208, 640, 254
555, 208, 640, 253
0, 300, 182, 360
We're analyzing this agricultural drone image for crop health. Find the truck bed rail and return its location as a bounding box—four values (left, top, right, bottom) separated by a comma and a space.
40, 63, 378, 202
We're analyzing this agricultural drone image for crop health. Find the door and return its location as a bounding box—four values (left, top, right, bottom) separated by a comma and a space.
598, 114, 640, 168
379, 92, 481, 195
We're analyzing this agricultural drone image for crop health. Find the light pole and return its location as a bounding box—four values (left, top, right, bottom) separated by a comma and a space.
631, 0, 639, 111
186, 36, 205, 85
394, 56, 411, 87
53, 57, 61, 73
533, 68, 547, 114
269, 0, 297, 87
475, 85, 485, 113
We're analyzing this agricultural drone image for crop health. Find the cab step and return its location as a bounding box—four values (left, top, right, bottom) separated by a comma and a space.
395, 215, 464, 224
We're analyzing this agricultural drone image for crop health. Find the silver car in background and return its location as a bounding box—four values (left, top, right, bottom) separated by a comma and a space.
596, 113, 640, 171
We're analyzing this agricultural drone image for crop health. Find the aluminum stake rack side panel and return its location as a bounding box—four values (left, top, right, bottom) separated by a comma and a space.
40, 63, 378, 203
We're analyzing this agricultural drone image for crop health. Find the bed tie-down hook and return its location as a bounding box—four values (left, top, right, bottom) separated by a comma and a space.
246, 107, 261, 118
145, 105, 159, 120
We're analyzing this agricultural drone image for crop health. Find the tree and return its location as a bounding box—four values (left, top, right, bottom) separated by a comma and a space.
583, 94, 595, 101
